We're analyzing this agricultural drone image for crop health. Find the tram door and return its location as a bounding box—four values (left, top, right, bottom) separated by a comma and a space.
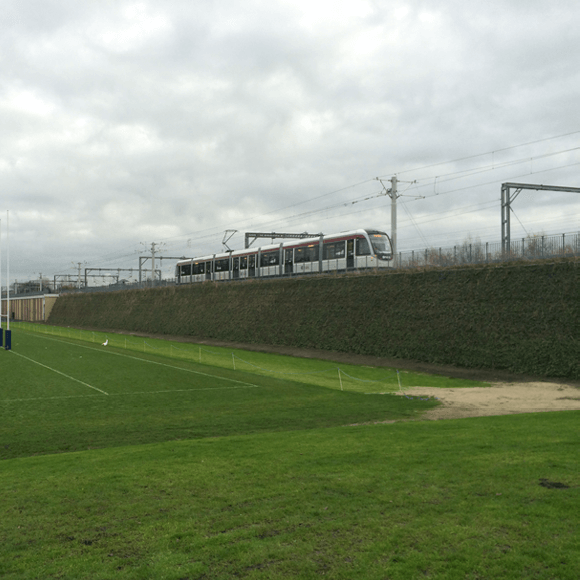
205, 261, 212, 281
346, 239, 355, 269
248, 255, 256, 277
232, 257, 239, 279
284, 248, 293, 274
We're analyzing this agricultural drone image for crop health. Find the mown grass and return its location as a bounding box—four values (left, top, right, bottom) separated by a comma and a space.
1, 325, 577, 579
1, 414, 578, 579
13, 321, 487, 393
0, 328, 439, 460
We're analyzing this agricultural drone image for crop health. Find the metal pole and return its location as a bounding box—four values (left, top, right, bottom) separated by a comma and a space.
0, 217, 3, 348
563, 233, 566, 255
6, 210, 11, 349
501, 184, 508, 254
391, 176, 398, 267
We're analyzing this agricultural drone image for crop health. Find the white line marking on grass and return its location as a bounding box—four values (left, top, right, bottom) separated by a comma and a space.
25, 332, 261, 389
110, 385, 262, 397
1, 394, 104, 403
9, 351, 109, 396
0, 384, 260, 403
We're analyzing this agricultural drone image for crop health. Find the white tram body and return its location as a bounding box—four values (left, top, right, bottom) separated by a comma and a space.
175, 228, 392, 284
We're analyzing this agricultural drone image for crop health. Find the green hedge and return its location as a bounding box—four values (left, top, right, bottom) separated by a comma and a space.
48, 260, 580, 379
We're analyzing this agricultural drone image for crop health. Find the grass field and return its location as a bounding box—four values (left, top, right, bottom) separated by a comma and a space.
11, 321, 486, 393
1, 326, 443, 460
1, 325, 578, 579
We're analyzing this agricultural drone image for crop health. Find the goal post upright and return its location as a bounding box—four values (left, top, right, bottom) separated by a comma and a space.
4, 210, 10, 350
0, 215, 3, 348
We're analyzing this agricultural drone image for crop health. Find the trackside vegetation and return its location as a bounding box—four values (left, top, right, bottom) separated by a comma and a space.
0, 330, 578, 579
48, 258, 579, 379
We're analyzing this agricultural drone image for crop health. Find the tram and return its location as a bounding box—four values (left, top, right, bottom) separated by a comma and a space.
175, 228, 392, 284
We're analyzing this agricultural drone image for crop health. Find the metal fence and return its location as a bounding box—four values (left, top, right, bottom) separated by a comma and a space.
6, 231, 578, 299
395, 231, 580, 269
57, 279, 176, 294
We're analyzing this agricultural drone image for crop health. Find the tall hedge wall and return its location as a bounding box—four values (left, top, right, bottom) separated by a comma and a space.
48, 260, 580, 379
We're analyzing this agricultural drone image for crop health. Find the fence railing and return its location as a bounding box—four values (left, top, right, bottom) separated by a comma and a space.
395, 231, 579, 269
6, 231, 579, 298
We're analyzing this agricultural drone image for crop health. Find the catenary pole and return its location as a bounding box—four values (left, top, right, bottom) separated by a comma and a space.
376, 176, 399, 267
391, 176, 397, 267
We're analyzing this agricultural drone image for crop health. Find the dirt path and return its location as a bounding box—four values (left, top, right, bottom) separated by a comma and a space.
396, 382, 580, 420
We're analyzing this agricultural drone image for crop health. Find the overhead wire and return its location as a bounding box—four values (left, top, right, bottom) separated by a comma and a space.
375, 129, 580, 178
70, 130, 580, 271
154, 133, 580, 256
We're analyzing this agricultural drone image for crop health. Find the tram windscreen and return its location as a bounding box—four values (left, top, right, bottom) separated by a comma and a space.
370, 233, 392, 256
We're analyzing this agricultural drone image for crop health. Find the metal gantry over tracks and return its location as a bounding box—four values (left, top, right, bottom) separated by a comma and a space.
501, 182, 580, 253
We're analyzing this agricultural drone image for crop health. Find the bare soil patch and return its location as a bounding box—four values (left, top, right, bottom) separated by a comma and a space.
395, 382, 580, 420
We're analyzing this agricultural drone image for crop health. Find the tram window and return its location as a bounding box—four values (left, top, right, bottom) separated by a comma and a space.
260, 252, 279, 267
181, 264, 191, 276
323, 242, 345, 260
370, 233, 391, 254
312, 245, 320, 262
356, 237, 371, 256
295, 246, 317, 262
240, 256, 248, 269
215, 258, 230, 272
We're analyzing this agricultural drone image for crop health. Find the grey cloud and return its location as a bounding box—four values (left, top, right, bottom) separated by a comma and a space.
1, 0, 579, 283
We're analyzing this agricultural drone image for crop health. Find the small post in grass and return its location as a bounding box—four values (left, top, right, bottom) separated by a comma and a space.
338, 368, 343, 391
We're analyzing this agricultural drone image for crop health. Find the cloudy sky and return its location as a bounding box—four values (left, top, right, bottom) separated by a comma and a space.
1, 0, 579, 286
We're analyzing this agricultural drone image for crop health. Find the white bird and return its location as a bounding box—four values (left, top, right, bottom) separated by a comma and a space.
102, 339, 108, 346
